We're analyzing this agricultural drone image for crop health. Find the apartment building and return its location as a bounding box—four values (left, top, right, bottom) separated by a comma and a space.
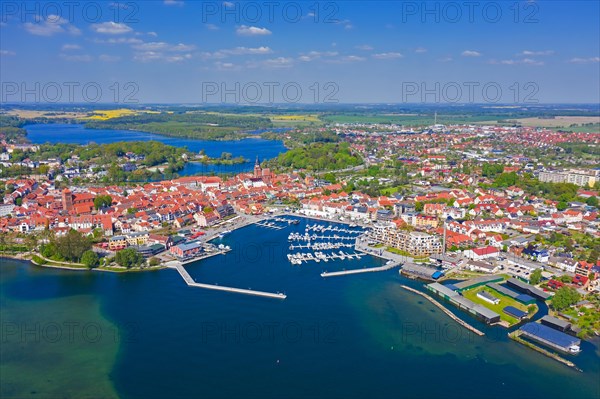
369, 223, 442, 257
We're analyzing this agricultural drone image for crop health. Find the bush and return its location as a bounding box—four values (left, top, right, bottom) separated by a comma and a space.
81, 250, 99, 268
115, 248, 145, 268
149, 257, 160, 267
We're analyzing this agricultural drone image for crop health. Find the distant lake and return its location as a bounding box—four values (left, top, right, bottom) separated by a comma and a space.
24, 123, 287, 175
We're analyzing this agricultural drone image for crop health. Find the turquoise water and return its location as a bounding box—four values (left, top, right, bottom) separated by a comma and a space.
1, 218, 599, 398
24, 124, 287, 175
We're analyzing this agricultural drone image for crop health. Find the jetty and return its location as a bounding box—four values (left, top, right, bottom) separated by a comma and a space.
400, 285, 485, 336
169, 262, 286, 300
321, 261, 401, 277
509, 330, 580, 371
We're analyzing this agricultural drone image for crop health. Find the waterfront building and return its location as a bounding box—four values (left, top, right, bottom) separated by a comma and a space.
170, 241, 203, 259
369, 223, 442, 256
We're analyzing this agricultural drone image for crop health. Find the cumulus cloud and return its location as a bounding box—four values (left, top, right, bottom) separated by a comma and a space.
24, 15, 80, 36
94, 37, 143, 45
520, 50, 554, 56
133, 41, 196, 52
372, 52, 403, 59
491, 58, 544, 66
297, 51, 338, 62
164, 0, 184, 5
326, 55, 366, 63
415, 47, 427, 53
90, 21, 133, 35
461, 50, 481, 57
568, 57, 600, 64
262, 57, 294, 68
236, 25, 271, 36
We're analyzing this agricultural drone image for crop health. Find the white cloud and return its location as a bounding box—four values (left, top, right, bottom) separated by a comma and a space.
164, 0, 184, 5
24, 15, 80, 36
263, 57, 294, 68
133, 41, 195, 52
327, 55, 366, 63
132, 41, 195, 62
147, 31, 158, 37
200, 46, 272, 59
415, 47, 427, 53
520, 50, 554, 56
133, 51, 192, 62
0, 50, 16, 56
62, 44, 81, 51
99, 54, 121, 62
568, 57, 600, 64
461, 50, 481, 57
60, 53, 92, 62
236, 25, 272, 36
492, 58, 544, 66
90, 21, 133, 35
355, 44, 373, 51
95, 37, 143, 45
206, 24, 219, 30
297, 51, 338, 62
372, 52, 403, 59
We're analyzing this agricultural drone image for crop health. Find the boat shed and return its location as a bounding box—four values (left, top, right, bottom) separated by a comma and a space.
503, 306, 528, 320
519, 322, 581, 353
506, 278, 551, 301
540, 315, 572, 332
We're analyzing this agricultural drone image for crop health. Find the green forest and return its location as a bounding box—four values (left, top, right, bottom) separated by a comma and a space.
85, 112, 273, 140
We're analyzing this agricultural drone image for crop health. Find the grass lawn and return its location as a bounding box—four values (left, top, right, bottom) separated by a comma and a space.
462, 286, 532, 326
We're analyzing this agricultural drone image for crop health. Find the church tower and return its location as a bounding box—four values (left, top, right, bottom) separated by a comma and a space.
62, 188, 73, 212
254, 156, 262, 178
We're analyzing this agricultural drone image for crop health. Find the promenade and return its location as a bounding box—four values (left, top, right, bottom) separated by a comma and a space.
321, 261, 401, 277
167, 261, 286, 300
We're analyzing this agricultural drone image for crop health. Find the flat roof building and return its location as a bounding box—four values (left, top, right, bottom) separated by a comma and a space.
506, 278, 551, 301
519, 322, 581, 353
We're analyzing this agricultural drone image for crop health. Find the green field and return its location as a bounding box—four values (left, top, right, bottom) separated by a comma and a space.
320, 114, 504, 125
462, 286, 532, 326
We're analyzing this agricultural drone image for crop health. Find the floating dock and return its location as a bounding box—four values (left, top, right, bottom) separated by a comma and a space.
171, 263, 286, 300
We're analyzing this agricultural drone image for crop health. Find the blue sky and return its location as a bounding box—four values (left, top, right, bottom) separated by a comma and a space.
1, 0, 599, 104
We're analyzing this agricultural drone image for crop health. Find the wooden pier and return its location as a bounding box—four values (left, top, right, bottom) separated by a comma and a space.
400, 285, 485, 336
170, 263, 286, 300
321, 262, 401, 277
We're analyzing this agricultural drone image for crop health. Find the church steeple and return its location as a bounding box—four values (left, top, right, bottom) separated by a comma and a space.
254, 156, 262, 177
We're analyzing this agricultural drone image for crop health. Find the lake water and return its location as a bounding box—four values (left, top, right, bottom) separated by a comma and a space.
23, 124, 287, 175
1, 217, 599, 399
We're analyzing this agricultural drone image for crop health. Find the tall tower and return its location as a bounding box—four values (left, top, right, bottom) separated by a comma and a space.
62, 188, 73, 212
254, 156, 262, 178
